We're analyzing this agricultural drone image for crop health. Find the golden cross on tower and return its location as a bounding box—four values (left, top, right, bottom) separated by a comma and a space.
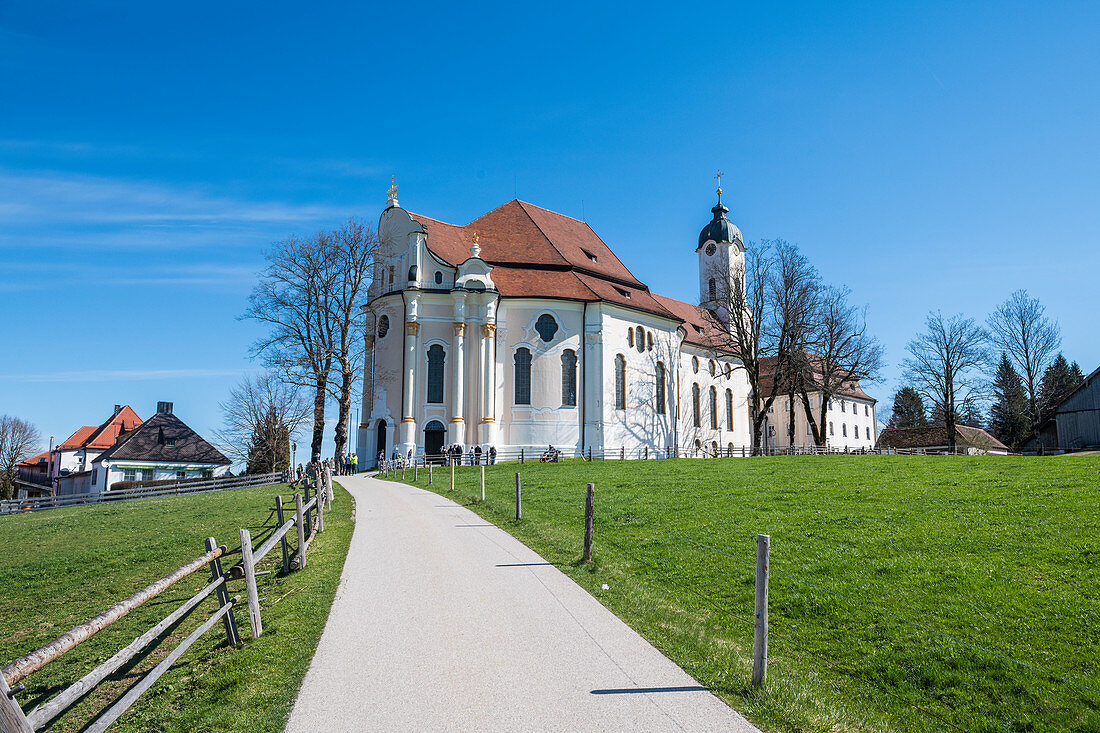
386, 175, 399, 206
714, 169, 724, 195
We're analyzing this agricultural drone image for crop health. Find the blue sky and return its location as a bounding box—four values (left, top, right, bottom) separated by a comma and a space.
2, 1, 1098, 458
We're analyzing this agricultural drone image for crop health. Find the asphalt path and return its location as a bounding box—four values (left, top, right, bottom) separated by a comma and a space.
286, 473, 760, 732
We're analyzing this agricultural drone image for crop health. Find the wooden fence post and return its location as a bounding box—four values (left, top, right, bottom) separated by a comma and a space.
0, 675, 32, 733
480, 465, 486, 502
587, 446, 592, 461
620, 446, 625, 460
205, 537, 240, 647
294, 494, 306, 570
429, 463, 433, 484
450, 462, 455, 491
644, 445, 648, 460
583, 483, 595, 562
239, 528, 262, 638
325, 466, 333, 509
514, 473, 522, 520
414, 463, 418, 482
318, 484, 325, 532
520, 448, 525, 464
276, 496, 289, 575
753, 534, 770, 687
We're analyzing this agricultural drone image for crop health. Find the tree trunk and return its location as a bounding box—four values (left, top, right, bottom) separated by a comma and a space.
311, 376, 327, 458
333, 364, 353, 461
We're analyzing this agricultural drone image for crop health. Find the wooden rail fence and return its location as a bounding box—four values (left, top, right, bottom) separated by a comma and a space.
1, 472, 284, 515
0, 466, 335, 732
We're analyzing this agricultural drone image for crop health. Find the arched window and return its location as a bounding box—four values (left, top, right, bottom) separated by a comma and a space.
656, 361, 666, 415
408, 265, 417, 281
692, 356, 699, 373
829, 421, 834, 436
536, 314, 559, 342
708, 278, 716, 302
635, 326, 644, 353
646, 331, 653, 351
854, 425, 860, 439
514, 348, 532, 405
434, 271, 443, 285
725, 389, 733, 431
627, 329, 634, 348
709, 386, 718, 429
692, 383, 700, 427
426, 345, 445, 403
614, 354, 626, 410
709, 360, 716, 376
377, 315, 390, 338
842, 423, 847, 437
561, 349, 577, 406
388, 266, 394, 286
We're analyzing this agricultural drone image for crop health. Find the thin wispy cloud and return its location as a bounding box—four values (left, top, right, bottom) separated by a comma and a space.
1, 368, 246, 383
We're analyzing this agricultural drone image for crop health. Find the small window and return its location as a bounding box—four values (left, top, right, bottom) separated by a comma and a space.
615, 287, 631, 298
692, 356, 699, 373
692, 383, 701, 427
536, 314, 559, 342
841, 400, 846, 413
388, 266, 394, 286
408, 265, 417, 281
708, 278, 716, 302
656, 362, 667, 415
725, 388, 733, 431
614, 354, 627, 410
635, 326, 644, 353
709, 360, 716, 376
561, 350, 577, 407
165, 438, 176, 447
842, 424, 847, 437
514, 348, 532, 405
829, 422, 834, 436
378, 315, 390, 338
628, 329, 634, 347
647, 331, 653, 351
435, 271, 443, 285
202, 469, 213, 478
854, 425, 860, 439
709, 386, 718, 429
725, 363, 732, 379
141, 469, 155, 482
123, 468, 136, 482
176, 470, 187, 480
582, 249, 598, 263
865, 404, 869, 416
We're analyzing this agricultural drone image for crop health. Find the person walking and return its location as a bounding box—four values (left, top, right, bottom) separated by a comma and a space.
350, 452, 358, 473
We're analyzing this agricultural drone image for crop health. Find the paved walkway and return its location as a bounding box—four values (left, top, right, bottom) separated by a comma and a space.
287, 474, 759, 732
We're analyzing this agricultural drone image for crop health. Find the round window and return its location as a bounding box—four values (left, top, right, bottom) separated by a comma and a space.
535, 314, 558, 342
377, 315, 390, 338
434, 271, 443, 285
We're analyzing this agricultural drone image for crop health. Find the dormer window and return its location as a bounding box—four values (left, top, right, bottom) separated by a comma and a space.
614, 287, 630, 298
582, 249, 598, 263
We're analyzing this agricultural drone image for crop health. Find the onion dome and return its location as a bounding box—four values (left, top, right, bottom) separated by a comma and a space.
698, 188, 742, 248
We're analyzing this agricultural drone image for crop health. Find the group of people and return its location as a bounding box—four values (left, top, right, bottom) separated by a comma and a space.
381, 445, 500, 468
334, 452, 359, 476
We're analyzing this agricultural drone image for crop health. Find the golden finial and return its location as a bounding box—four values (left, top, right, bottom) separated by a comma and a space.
471, 231, 482, 258
473, 232, 479, 244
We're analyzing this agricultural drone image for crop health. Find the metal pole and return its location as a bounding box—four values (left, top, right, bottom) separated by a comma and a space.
514, 473, 521, 520
583, 483, 595, 561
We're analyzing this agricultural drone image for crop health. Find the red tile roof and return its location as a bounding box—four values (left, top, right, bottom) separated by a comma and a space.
650, 294, 734, 349
59, 406, 144, 451
407, 200, 676, 319
18, 451, 49, 468
876, 425, 1009, 452
757, 355, 874, 402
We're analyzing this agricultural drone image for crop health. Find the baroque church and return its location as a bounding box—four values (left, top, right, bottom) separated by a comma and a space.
357, 183, 756, 466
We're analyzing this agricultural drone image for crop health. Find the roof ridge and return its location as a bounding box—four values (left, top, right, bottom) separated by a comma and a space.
507, 200, 571, 267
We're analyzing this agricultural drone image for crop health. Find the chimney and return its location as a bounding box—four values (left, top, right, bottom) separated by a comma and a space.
157, 401, 174, 415
114, 404, 121, 415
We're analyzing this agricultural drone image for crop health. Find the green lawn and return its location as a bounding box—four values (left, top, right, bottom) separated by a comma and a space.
392, 456, 1100, 732
0, 481, 354, 732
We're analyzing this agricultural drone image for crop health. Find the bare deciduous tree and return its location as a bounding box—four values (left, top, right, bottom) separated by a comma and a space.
323, 219, 377, 461
987, 289, 1060, 453
245, 231, 336, 458
902, 312, 989, 452
797, 285, 885, 447
216, 373, 312, 473
0, 415, 42, 499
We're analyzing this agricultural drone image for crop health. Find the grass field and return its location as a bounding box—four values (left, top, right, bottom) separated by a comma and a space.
0, 481, 354, 732
392, 455, 1100, 732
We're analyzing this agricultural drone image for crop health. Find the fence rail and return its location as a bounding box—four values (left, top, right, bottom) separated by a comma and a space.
1, 472, 283, 515
0, 465, 335, 732
375, 444, 948, 472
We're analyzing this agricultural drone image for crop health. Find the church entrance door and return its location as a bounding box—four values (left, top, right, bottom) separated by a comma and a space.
424, 421, 446, 463
375, 420, 387, 464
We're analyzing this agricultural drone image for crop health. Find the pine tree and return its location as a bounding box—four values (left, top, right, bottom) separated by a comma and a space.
1039, 353, 1084, 421
989, 352, 1031, 448
245, 407, 291, 475
887, 387, 928, 428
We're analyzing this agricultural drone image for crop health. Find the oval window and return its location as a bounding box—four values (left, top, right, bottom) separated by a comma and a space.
535, 314, 558, 342
434, 271, 443, 285
378, 315, 390, 338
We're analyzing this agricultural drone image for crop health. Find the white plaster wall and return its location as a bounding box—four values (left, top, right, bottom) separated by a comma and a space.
677, 344, 749, 454
765, 394, 877, 450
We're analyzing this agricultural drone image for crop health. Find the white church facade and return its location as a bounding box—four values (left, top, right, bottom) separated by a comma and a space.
357, 185, 754, 466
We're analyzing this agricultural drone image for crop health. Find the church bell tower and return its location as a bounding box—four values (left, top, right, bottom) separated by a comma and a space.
696, 173, 745, 323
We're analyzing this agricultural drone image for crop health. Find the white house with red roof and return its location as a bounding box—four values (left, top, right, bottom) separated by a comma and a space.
358, 184, 756, 465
